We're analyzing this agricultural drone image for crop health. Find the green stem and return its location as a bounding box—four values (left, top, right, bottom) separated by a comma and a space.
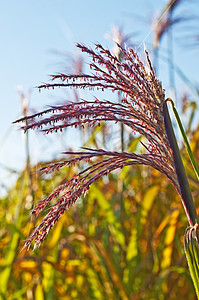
163, 99, 198, 226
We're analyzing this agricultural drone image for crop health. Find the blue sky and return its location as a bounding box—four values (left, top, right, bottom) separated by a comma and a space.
0, 0, 199, 194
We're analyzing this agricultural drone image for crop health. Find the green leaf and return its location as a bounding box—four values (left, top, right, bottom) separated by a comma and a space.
168, 99, 199, 182
140, 185, 159, 225
126, 185, 158, 262
184, 225, 199, 298
163, 100, 198, 226
89, 184, 125, 247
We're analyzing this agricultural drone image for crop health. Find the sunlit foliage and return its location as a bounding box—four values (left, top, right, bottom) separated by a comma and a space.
1, 122, 199, 298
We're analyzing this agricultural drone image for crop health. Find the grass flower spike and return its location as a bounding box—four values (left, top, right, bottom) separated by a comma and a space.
15, 43, 192, 249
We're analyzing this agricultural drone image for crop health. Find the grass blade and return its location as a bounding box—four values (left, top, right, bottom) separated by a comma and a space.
167, 98, 199, 181
184, 225, 199, 298
163, 99, 198, 226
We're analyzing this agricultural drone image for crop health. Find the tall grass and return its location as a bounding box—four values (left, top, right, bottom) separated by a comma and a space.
12, 40, 199, 297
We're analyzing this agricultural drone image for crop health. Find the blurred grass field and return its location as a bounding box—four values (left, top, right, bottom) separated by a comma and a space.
1, 122, 199, 299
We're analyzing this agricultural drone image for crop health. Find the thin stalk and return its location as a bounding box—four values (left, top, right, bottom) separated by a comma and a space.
153, 47, 159, 76
163, 99, 198, 226
167, 9, 176, 102
117, 48, 125, 278
19, 90, 34, 208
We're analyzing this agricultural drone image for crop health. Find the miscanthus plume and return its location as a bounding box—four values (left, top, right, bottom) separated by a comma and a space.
15, 43, 182, 249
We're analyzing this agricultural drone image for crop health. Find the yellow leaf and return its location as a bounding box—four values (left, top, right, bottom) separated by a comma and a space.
18, 260, 37, 269
161, 209, 179, 269
126, 228, 138, 261
141, 185, 159, 225
48, 215, 65, 248
35, 283, 44, 300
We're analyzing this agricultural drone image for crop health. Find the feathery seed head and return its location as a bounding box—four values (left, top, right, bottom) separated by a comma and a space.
15, 43, 179, 249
